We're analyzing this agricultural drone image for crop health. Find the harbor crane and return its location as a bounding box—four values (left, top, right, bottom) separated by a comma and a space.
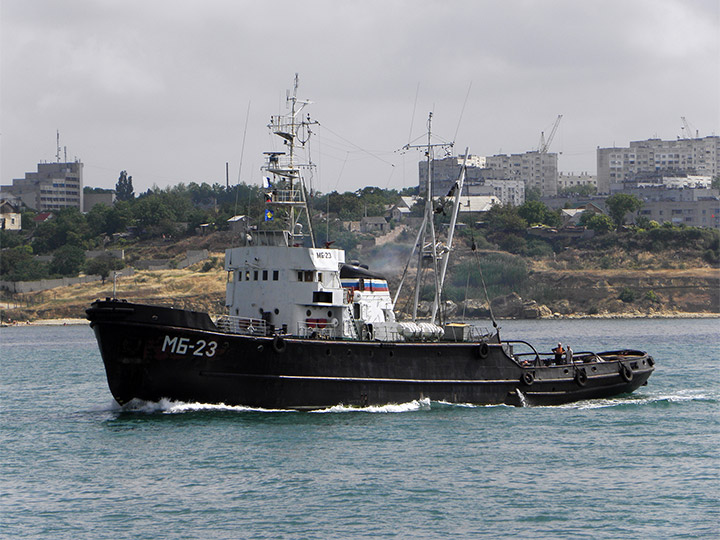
537, 114, 563, 153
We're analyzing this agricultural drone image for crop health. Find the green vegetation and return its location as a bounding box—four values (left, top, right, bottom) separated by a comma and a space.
583, 213, 614, 233
1, 174, 717, 290
115, 170, 135, 201
442, 253, 530, 302
605, 193, 643, 229
618, 287, 637, 303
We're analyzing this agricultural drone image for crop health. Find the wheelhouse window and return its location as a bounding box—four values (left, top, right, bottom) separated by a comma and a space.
254, 270, 259, 280
262, 270, 268, 280
273, 270, 279, 281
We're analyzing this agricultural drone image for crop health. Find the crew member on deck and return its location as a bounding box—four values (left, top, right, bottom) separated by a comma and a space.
553, 342, 565, 363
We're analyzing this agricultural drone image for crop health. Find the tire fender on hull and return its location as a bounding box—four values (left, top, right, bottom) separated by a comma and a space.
273, 336, 287, 353
619, 362, 633, 382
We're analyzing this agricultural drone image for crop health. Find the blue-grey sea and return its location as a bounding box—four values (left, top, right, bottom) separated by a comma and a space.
1, 319, 718, 539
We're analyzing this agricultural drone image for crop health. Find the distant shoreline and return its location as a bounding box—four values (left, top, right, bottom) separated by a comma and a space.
2, 312, 718, 328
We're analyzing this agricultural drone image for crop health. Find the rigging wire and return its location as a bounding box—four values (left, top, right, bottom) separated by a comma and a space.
470, 231, 498, 329
407, 82, 420, 145
332, 151, 350, 191
453, 82, 472, 144
320, 123, 396, 167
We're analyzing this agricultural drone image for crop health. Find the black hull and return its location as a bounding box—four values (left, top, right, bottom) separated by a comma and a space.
87, 300, 655, 409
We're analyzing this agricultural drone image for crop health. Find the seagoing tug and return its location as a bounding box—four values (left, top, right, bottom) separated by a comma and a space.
87, 76, 654, 409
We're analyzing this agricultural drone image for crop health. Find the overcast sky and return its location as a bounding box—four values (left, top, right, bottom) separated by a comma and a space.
2, 0, 718, 195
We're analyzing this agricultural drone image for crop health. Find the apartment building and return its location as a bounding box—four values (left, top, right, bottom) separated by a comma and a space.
597, 136, 720, 194
558, 172, 597, 191
636, 199, 719, 229
418, 154, 528, 204
485, 151, 559, 197
1, 161, 84, 212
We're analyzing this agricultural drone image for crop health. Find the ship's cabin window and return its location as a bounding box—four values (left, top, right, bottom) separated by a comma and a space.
273, 270, 279, 281
297, 270, 316, 282
254, 270, 259, 280
318, 272, 323, 283
262, 270, 268, 280
245, 270, 250, 281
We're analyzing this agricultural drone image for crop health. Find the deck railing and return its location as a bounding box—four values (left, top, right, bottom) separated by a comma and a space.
216, 315, 268, 336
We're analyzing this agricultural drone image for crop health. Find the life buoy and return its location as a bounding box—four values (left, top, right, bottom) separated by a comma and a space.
619, 363, 633, 382
575, 367, 588, 387
478, 342, 490, 359
521, 371, 534, 386
272, 335, 287, 353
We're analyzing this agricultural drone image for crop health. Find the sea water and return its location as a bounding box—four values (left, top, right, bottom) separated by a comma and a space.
1, 319, 718, 539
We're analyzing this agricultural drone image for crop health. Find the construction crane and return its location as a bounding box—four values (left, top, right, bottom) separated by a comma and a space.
538, 114, 563, 153
681, 117, 698, 139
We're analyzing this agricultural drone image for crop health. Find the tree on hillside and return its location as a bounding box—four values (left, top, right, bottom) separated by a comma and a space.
517, 200, 561, 227
85, 256, 123, 284
525, 186, 542, 202
50, 245, 85, 276
584, 213, 614, 234
485, 204, 527, 233
116, 171, 134, 201
605, 194, 643, 229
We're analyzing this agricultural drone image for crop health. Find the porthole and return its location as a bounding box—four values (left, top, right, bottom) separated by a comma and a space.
306, 309, 312, 317
274, 308, 279, 315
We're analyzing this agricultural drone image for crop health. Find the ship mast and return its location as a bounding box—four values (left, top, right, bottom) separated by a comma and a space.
394, 113, 454, 322
264, 74, 317, 247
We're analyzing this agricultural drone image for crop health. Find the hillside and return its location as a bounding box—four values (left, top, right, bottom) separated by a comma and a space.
2, 239, 718, 322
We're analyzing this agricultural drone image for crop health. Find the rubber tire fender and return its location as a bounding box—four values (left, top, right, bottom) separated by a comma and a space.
619, 362, 633, 382
272, 335, 287, 353
575, 367, 588, 387
521, 371, 535, 386
478, 342, 490, 359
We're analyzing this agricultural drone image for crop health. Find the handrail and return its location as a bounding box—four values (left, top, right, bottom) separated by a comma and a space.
216, 315, 268, 336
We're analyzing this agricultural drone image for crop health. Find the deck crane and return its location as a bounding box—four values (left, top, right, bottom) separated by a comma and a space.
537, 114, 563, 153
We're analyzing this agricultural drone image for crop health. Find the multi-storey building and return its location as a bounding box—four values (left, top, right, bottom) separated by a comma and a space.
597, 136, 720, 194
0, 161, 83, 212
636, 199, 720, 229
418, 154, 528, 205
484, 151, 559, 197
558, 172, 597, 191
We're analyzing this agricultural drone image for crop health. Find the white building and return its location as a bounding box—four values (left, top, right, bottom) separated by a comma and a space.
485, 151, 559, 197
596, 136, 720, 194
0, 200, 21, 230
